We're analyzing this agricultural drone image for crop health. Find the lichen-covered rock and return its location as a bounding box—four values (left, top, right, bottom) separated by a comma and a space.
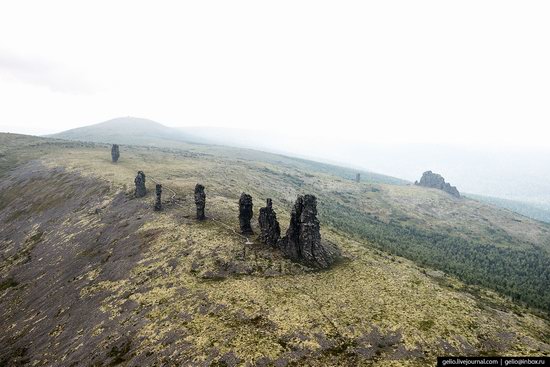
415, 171, 460, 198
279, 195, 340, 269
258, 199, 281, 246
111, 144, 120, 163
134, 171, 146, 198
194, 184, 206, 220
238, 193, 254, 235
154, 184, 162, 211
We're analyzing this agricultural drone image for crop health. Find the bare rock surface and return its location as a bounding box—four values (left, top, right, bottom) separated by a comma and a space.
258, 198, 281, 246
279, 195, 340, 269
111, 144, 120, 163
154, 184, 162, 211
415, 171, 460, 198
238, 193, 254, 235
134, 171, 146, 198
194, 184, 206, 220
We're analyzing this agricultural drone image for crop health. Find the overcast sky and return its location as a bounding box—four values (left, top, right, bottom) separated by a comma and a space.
0, 1, 549, 147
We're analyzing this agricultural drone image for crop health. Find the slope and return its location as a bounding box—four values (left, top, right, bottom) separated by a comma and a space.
1, 134, 549, 366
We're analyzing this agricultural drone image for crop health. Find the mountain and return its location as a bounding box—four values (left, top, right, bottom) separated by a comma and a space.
1, 133, 549, 365
48, 116, 198, 146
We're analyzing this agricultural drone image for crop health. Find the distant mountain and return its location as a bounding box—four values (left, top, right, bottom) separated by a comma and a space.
48, 117, 198, 146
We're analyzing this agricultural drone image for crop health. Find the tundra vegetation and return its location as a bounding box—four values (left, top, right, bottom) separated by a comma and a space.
0, 133, 549, 366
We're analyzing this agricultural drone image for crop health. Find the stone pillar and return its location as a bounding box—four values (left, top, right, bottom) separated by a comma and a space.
356, 173, 361, 182
258, 198, 281, 246
154, 184, 162, 211
194, 184, 206, 220
238, 193, 254, 235
111, 144, 120, 163
279, 194, 339, 268
134, 171, 146, 198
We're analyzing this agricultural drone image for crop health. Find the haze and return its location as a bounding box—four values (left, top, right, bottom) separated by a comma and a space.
1, 1, 549, 208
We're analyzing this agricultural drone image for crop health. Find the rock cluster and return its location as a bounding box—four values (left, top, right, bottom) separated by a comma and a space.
415, 171, 460, 198
154, 184, 162, 211
194, 184, 206, 220
134, 171, 146, 198
111, 144, 120, 163
238, 193, 254, 235
258, 199, 280, 246
279, 195, 340, 269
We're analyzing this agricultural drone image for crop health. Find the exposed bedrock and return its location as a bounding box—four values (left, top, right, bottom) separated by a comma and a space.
111, 144, 120, 163
279, 194, 340, 269
134, 171, 146, 198
239, 193, 254, 235
194, 184, 206, 220
258, 198, 281, 246
415, 170, 460, 198
154, 184, 162, 211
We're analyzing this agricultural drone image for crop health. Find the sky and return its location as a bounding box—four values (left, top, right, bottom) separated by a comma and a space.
0, 0, 549, 147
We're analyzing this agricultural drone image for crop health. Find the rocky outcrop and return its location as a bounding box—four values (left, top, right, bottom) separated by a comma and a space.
134, 171, 146, 198
111, 144, 120, 163
258, 199, 281, 246
415, 171, 460, 198
194, 184, 206, 220
279, 195, 340, 269
356, 173, 361, 183
154, 184, 162, 211
238, 193, 254, 235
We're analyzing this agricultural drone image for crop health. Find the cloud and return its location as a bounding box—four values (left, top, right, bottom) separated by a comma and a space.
0, 50, 95, 94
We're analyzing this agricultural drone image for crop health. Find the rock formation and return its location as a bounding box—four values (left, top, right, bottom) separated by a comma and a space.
111, 144, 120, 163
194, 184, 206, 220
134, 171, 146, 198
258, 198, 281, 246
238, 193, 254, 235
415, 171, 460, 198
154, 184, 162, 211
279, 194, 340, 269
356, 173, 361, 183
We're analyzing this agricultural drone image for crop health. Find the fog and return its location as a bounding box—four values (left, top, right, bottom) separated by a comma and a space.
1, 1, 549, 207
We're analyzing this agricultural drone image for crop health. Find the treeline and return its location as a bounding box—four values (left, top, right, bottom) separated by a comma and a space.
322, 201, 550, 313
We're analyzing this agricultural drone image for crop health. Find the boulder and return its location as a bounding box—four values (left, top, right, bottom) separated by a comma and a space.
415, 171, 460, 198
238, 193, 254, 235
194, 184, 206, 220
258, 198, 281, 246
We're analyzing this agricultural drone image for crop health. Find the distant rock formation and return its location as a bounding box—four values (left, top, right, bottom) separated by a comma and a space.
356, 173, 361, 183
238, 193, 254, 235
279, 195, 340, 269
134, 171, 146, 198
258, 198, 281, 246
415, 171, 460, 198
154, 184, 162, 211
194, 184, 206, 220
111, 144, 120, 163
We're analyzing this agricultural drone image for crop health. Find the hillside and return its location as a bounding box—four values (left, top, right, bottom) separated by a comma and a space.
47, 117, 198, 147
1, 134, 549, 365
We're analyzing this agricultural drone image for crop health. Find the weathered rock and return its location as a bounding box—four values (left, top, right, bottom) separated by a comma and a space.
356, 173, 361, 183
154, 184, 162, 211
279, 195, 340, 269
415, 171, 460, 198
258, 198, 281, 246
194, 184, 206, 220
134, 171, 146, 198
238, 193, 254, 235
111, 144, 120, 163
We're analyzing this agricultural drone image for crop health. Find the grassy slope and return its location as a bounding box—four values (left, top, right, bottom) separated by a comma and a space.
1, 134, 549, 365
